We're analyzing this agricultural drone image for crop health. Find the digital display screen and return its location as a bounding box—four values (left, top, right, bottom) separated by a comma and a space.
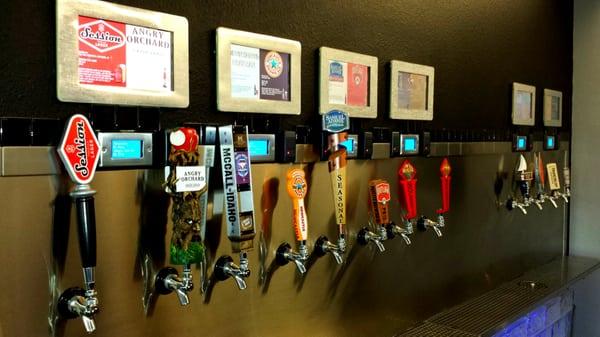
517, 136, 527, 150
547, 136, 555, 148
404, 138, 417, 152
230, 45, 290, 101
111, 139, 143, 160
249, 139, 270, 157
341, 138, 354, 152
78, 16, 174, 92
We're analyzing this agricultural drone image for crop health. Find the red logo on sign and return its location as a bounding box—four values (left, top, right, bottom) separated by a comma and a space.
57, 115, 100, 185
375, 182, 391, 203
78, 17, 126, 53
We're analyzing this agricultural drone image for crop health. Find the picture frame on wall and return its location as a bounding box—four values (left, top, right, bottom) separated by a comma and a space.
56, 0, 190, 108
216, 27, 301, 115
543, 89, 562, 127
318, 47, 378, 118
389, 60, 434, 120
512, 82, 536, 126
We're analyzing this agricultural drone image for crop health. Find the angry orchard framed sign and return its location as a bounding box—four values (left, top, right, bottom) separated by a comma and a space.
56, 0, 189, 107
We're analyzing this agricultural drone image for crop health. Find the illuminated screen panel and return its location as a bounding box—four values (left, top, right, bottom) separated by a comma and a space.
341, 138, 354, 152
230, 45, 290, 101
111, 139, 143, 160
78, 16, 174, 92
517, 136, 527, 150
404, 138, 416, 152
249, 139, 270, 157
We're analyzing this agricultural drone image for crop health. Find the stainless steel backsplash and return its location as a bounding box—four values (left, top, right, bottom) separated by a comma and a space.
0, 144, 568, 337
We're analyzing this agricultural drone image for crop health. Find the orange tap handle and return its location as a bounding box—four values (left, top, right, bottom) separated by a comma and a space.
398, 160, 417, 220
287, 168, 308, 242
437, 158, 451, 214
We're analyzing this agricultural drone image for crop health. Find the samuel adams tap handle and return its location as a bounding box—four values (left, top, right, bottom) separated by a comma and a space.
57, 114, 101, 281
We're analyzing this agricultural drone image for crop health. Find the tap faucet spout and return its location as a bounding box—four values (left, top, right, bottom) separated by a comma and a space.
314, 236, 344, 264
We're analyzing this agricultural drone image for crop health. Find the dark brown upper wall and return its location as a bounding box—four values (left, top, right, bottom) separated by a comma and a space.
0, 0, 573, 133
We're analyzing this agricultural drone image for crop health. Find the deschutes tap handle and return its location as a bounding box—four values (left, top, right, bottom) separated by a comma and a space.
75, 196, 97, 269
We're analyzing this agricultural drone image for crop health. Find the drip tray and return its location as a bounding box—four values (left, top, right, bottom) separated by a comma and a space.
398, 256, 600, 337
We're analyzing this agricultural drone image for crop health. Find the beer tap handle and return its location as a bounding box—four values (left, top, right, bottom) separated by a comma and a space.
437, 158, 451, 214
398, 160, 418, 221
73, 188, 97, 278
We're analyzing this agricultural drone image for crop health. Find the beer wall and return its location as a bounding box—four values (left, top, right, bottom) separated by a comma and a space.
0, 1, 573, 337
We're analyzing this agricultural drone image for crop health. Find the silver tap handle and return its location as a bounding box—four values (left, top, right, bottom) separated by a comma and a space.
81, 315, 96, 333
232, 274, 247, 290
164, 274, 189, 306
432, 226, 443, 237
292, 258, 307, 274
374, 238, 385, 252
68, 296, 97, 333
534, 200, 543, 210
561, 193, 569, 203
516, 203, 528, 214
330, 249, 344, 264
174, 288, 190, 306
548, 197, 558, 208
400, 233, 412, 245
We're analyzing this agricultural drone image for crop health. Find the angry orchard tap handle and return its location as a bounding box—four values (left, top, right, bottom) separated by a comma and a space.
437, 158, 451, 214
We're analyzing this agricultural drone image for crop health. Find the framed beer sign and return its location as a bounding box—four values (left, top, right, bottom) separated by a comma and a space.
511, 82, 536, 126
543, 89, 562, 127
319, 47, 378, 118
216, 27, 301, 115
56, 0, 189, 107
389, 60, 434, 120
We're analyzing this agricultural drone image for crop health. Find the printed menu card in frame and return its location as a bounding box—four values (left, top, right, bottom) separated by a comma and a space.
543, 89, 562, 127
319, 47, 378, 118
216, 27, 301, 115
389, 60, 434, 120
56, 0, 190, 107
512, 82, 536, 126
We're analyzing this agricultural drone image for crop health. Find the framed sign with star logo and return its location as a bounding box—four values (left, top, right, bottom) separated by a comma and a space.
389, 60, 435, 120
319, 47, 378, 118
56, 0, 190, 108
216, 27, 301, 115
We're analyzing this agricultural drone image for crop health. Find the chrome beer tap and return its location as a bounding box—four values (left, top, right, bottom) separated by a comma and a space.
214, 254, 250, 290
216, 125, 256, 290
357, 221, 387, 252
506, 154, 532, 214
155, 266, 192, 306
385, 220, 413, 245
417, 158, 451, 238
317, 110, 351, 265
357, 179, 392, 252
155, 127, 207, 306
275, 169, 310, 274
534, 153, 557, 208
314, 236, 344, 264
55, 115, 101, 333
276, 243, 308, 274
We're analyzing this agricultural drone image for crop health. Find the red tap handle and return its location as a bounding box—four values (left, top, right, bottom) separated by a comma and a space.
436, 158, 451, 214
398, 160, 418, 220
